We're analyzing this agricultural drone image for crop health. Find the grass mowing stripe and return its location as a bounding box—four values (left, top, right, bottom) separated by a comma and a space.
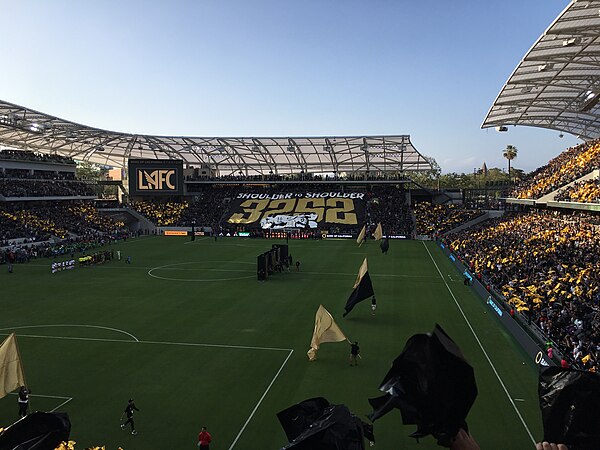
228, 349, 294, 450
422, 241, 536, 445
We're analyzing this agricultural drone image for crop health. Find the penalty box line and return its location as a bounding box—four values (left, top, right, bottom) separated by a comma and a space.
7, 333, 294, 449
8, 392, 73, 412
8, 333, 292, 352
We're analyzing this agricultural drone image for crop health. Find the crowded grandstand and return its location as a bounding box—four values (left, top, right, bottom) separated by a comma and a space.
3, 1, 600, 449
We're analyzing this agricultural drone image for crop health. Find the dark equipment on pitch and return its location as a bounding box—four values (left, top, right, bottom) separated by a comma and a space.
257, 244, 289, 280
0, 412, 71, 450
277, 397, 374, 450
380, 238, 389, 254
368, 324, 477, 447
539, 366, 600, 450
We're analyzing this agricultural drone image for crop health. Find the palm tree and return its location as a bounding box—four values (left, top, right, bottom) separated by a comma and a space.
503, 145, 518, 184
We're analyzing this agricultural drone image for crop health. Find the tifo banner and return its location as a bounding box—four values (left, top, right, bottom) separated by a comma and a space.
128, 159, 184, 196
227, 192, 365, 229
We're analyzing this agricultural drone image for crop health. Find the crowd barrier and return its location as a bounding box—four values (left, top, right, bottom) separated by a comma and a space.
437, 242, 555, 367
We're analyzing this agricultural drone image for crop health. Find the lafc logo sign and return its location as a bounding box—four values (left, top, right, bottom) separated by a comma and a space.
137, 169, 176, 190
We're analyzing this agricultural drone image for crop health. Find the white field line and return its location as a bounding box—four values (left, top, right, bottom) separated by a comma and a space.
3, 333, 292, 352
50, 397, 73, 412
228, 349, 294, 450
8, 392, 73, 412
422, 241, 535, 444
3, 330, 293, 448
22, 264, 440, 280
0, 325, 139, 342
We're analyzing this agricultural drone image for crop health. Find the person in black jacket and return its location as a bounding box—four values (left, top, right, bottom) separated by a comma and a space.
120, 398, 140, 435
17, 385, 31, 417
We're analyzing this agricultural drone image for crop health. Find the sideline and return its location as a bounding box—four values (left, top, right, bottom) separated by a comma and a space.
228, 349, 294, 450
422, 241, 535, 444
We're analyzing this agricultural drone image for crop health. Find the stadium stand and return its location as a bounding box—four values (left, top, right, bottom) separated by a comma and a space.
509, 139, 600, 199
446, 209, 600, 371
130, 184, 414, 236
364, 185, 413, 237
413, 202, 483, 236
0, 179, 96, 197
554, 178, 600, 204
0, 149, 75, 165
0, 202, 125, 240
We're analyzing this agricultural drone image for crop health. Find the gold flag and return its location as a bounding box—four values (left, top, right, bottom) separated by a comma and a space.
374, 223, 383, 241
353, 258, 368, 289
582, 354, 592, 364
307, 305, 347, 361
356, 225, 366, 246
0, 333, 26, 399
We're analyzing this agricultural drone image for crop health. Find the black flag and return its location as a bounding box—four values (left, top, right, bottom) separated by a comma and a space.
0, 412, 71, 450
368, 324, 477, 446
539, 366, 600, 450
343, 258, 374, 317
278, 397, 374, 450
380, 238, 389, 254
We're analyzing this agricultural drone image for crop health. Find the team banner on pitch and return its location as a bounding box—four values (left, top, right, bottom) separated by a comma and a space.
226, 192, 365, 229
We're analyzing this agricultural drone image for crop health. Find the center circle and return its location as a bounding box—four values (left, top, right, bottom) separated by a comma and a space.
147, 261, 255, 282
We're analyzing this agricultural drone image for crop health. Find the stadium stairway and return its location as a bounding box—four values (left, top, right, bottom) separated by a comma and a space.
535, 169, 599, 205
123, 206, 157, 234
442, 210, 503, 236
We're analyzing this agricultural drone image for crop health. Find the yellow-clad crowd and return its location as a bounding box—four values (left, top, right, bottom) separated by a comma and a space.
69, 203, 125, 231
0, 202, 126, 242
0, 209, 69, 239
54, 441, 123, 450
130, 201, 188, 226
448, 210, 600, 370
511, 139, 600, 199
554, 178, 600, 204
414, 202, 482, 236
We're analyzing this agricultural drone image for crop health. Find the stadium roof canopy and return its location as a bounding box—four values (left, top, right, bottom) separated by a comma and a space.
0, 99, 432, 175
482, 0, 600, 141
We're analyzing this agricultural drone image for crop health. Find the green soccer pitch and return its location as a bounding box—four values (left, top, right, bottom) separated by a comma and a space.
1, 236, 543, 449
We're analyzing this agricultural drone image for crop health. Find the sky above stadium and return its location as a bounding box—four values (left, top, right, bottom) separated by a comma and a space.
0, 0, 579, 174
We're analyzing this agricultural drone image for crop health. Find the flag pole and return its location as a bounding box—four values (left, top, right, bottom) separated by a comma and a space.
12, 333, 27, 387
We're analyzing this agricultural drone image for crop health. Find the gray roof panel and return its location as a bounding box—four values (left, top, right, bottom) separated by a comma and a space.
0, 99, 432, 174
482, 0, 600, 140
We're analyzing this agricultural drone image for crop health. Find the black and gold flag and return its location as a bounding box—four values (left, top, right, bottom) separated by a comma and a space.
343, 258, 375, 317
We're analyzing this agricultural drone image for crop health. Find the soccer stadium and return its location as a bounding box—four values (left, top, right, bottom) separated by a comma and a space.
2, 1, 600, 450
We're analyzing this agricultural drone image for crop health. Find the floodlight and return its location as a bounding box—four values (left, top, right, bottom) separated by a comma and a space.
562, 37, 580, 47
580, 90, 600, 111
